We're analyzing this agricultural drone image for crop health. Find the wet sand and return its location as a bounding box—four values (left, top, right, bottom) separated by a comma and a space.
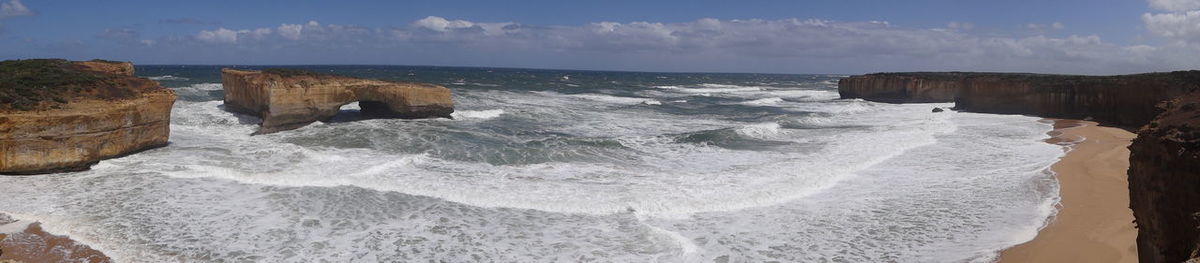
998, 119, 1138, 263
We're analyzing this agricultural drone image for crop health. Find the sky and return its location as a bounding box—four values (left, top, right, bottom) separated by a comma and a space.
1, 0, 1199, 74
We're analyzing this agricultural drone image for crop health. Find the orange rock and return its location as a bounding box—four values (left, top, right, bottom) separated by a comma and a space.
0, 222, 111, 263
0, 60, 176, 174
221, 68, 454, 134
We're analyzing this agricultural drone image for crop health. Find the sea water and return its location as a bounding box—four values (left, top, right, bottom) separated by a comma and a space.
0, 66, 1063, 262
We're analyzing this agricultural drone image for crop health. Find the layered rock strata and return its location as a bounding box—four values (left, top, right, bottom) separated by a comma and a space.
221, 68, 454, 134
0, 59, 176, 174
839, 71, 1200, 128
837, 72, 965, 103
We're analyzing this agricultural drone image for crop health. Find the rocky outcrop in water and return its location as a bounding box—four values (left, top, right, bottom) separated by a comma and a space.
839, 71, 1200, 128
221, 68, 454, 134
1128, 92, 1200, 263
0, 59, 176, 175
0, 213, 111, 263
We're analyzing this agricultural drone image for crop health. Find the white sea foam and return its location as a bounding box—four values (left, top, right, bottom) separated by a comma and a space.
170, 83, 224, 98
0, 79, 1065, 262
451, 109, 505, 120
736, 122, 783, 139
741, 97, 785, 106
673, 83, 764, 93
0, 217, 33, 235
547, 92, 663, 106
147, 75, 189, 81
105, 99, 959, 220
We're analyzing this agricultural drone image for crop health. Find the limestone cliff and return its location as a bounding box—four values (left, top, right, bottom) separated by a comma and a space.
838, 71, 1200, 128
0, 59, 176, 175
221, 68, 454, 134
1128, 92, 1200, 263
837, 73, 966, 103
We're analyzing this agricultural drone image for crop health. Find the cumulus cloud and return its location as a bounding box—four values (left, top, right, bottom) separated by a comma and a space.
1144, 0, 1200, 46
414, 16, 478, 32
0, 0, 31, 18
1148, 0, 1200, 11
195, 27, 272, 44
1144, 10, 1200, 43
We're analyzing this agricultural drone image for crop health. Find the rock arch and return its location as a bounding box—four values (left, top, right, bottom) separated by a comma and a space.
221, 68, 454, 134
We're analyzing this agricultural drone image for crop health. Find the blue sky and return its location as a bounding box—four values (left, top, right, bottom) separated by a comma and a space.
1, 0, 1198, 74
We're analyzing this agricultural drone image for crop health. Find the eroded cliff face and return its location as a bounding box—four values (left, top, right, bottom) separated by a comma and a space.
1129, 92, 1200, 263
956, 72, 1200, 128
837, 73, 963, 103
0, 60, 176, 175
221, 68, 454, 134
838, 71, 1200, 128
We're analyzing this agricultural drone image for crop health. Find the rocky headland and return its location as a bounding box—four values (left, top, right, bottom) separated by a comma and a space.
0, 59, 176, 175
839, 71, 1200, 128
221, 68, 454, 134
839, 71, 1200, 262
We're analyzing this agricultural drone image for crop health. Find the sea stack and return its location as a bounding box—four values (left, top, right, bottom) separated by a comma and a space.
1128, 92, 1200, 263
0, 59, 177, 175
220, 68, 454, 134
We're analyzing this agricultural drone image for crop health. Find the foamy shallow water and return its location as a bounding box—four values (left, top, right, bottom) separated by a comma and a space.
0, 69, 1062, 262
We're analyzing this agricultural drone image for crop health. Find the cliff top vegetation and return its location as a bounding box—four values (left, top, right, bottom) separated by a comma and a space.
0, 59, 148, 111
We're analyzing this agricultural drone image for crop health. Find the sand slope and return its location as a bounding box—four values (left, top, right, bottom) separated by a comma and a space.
999, 119, 1137, 263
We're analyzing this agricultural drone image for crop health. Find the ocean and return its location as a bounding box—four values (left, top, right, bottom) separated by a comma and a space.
0, 65, 1064, 262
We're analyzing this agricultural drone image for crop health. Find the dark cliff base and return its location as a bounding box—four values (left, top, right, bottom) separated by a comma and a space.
839, 71, 1200, 263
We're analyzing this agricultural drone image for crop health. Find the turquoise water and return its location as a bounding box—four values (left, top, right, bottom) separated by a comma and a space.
0, 66, 1063, 262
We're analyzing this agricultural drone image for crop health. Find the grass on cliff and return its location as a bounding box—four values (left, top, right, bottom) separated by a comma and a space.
0, 59, 123, 111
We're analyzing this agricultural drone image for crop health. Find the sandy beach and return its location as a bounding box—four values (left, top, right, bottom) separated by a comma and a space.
998, 119, 1138, 263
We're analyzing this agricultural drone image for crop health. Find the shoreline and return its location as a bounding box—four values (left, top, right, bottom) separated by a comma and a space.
997, 119, 1137, 262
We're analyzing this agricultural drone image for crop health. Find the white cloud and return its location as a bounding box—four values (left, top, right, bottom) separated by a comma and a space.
414, 16, 476, 32
1144, 0, 1200, 46
0, 0, 31, 18
1144, 10, 1200, 42
195, 27, 272, 44
278, 23, 303, 40
1148, 0, 1200, 11
196, 28, 239, 44
172, 16, 1199, 73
